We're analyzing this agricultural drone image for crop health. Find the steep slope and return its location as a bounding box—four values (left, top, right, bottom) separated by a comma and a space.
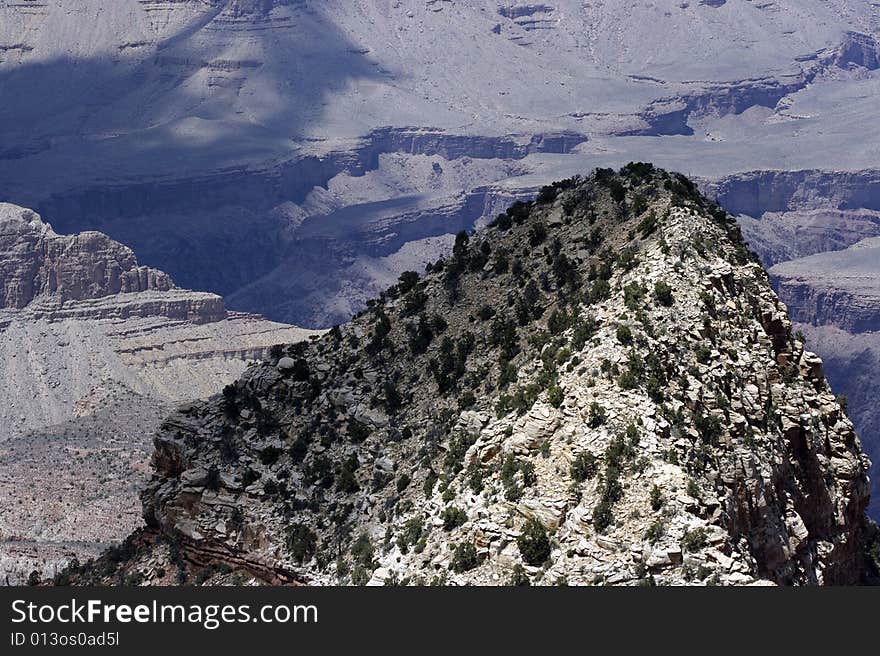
1, 1, 879, 329
0, 203, 314, 441
0, 203, 317, 584
707, 169, 880, 521
766, 238, 880, 518
65, 167, 874, 586
790, 325, 880, 521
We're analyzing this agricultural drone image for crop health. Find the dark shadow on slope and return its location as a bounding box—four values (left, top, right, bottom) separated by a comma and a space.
0, 1, 386, 294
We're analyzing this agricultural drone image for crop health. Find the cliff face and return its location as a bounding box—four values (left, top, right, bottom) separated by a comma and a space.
769, 238, 880, 334
765, 238, 880, 520
706, 171, 880, 524
3, 0, 880, 334
68, 167, 874, 586
0, 203, 175, 309
0, 202, 320, 585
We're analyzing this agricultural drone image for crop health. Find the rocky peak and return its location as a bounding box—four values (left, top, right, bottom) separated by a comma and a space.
65, 165, 877, 586
0, 202, 176, 309
0, 202, 236, 325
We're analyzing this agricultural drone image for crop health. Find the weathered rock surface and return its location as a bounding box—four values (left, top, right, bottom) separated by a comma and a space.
705, 170, 880, 523
0, 203, 319, 584
764, 240, 880, 514
67, 168, 876, 587
3, 1, 880, 331
0, 203, 174, 309
769, 238, 880, 333
790, 323, 880, 521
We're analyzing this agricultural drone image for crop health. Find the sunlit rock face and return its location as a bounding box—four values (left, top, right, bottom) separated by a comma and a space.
66, 169, 876, 587
0, 201, 318, 584
2, 1, 880, 329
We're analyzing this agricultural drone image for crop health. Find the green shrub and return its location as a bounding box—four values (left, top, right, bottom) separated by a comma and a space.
509, 564, 531, 586
337, 460, 360, 494
617, 246, 638, 271
444, 432, 477, 475
442, 506, 467, 531
401, 288, 428, 316
408, 315, 434, 354
590, 279, 611, 302
396, 473, 411, 493
289, 434, 310, 462
450, 542, 480, 573
630, 192, 648, 216
498, 359, 518, 388
519, 460, 537, 487
528, 222, 548, 246
205, 464, 221, 491
695, 345, 712, 364
570, 451, 598, 482
397, 270, 420, 295
644, 519, 665, 543
347, 419, 371, 443
587, 402, 606, 428
616, 325, 633, 345
124, 571, 145, 586
258, 446, 283, 467
537, 185, 560, 204
592, 498, 614, 533
383, 379, 403, 412
351, 533, 375, 568
467, 461, 485, 493
548, 309, 573, 335
571, 316, 598, 350
547, 385, 564, 408
654, 281, 674, 306
637, 211, 659, 236
241, 467, 261, 488
423, 470, 438, 497
682, 528, 708, 552
366, 309, 392, 356
397, 518, 424, 553
695, 412, 724, 444
607, 178, 626, 204
517, 518, 551, 566
286, 524, 317, 563
351, 566, 370, 586
458, 390, 477, 410
650, 485, 664, 511
592, 435, 630, 532
623, 282, 646, 311
617, 369, 639, 390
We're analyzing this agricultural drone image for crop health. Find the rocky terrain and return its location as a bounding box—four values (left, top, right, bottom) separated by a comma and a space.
1, 2, 878, 578
63, 168, 878, 587
694, 169, 880, 520
0, 0, 880, 498
790, 324, 880, 521
765, 238, 880, 518
2, 4, 878, 501
0, 1, 878, 326
0, 203, 317, 584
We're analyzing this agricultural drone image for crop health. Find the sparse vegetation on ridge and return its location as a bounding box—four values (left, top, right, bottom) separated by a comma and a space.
63, 165, 873, 588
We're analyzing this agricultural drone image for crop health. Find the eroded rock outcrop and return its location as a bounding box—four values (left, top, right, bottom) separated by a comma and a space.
0, 202, 319, 585
68, 167, 876, 587
0, 203, 175, 309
